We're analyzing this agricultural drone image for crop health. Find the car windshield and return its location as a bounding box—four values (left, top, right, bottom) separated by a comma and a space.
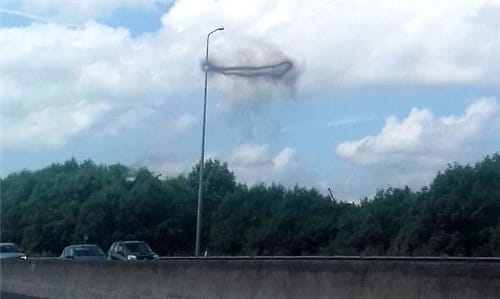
124, 242, 151, 254
0, 244, 22, 253
73, 246, 104, 256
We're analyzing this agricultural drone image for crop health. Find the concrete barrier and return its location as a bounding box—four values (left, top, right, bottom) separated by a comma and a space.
1, 257, 499, 299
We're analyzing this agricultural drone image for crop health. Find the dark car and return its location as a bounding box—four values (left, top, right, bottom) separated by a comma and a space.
0, 243, 27, 260
107, 241, 159, 260
60, 244, 106, 261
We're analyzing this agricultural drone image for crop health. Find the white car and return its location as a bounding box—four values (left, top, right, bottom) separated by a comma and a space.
0, 243, 27, 260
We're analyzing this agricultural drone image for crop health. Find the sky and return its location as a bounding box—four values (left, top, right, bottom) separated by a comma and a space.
1, 0, 499, 201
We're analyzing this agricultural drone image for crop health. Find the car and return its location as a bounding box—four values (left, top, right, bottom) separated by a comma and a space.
0, 243, 27, 260
60, 244, 107, 261
107, 241, 159, 260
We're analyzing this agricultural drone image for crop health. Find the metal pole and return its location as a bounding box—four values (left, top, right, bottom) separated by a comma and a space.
196, 27, 223, 257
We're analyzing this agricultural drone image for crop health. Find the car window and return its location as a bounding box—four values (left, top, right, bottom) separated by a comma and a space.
73, 247, 104, 256
0, 244, 22, 253
124, 242, 152, 254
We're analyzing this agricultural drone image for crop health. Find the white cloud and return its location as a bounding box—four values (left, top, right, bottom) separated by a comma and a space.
272, 147, 296, 171
1, 0, 500, 149
143, 144, 302, 187
1, 101, 111, 148
227, 143, 298, 185
228, 143, 270, 166
168, 113, 197, 134
336, 97, 500, 188
163, 0, 500, 93
154, 160, 192, 177
0, 21, 193, 149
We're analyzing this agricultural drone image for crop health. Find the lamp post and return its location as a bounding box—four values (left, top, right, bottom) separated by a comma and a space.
196, 27, 224, 257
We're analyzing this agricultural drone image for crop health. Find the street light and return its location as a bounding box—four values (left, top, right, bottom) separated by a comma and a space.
196, 27, 224, 257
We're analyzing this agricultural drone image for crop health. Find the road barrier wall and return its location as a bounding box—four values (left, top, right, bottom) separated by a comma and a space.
1, 257, 499, 299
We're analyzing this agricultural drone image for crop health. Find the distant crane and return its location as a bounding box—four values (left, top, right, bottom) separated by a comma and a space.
328, 187, 337, 202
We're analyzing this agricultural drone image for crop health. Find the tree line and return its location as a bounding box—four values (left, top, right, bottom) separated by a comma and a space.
1, 154, 499, 257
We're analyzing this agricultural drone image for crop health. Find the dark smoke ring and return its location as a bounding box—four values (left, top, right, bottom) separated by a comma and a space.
205, 60, 293, 78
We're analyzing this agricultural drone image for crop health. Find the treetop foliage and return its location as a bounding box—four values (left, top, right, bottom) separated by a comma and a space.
1, 154, 499, 257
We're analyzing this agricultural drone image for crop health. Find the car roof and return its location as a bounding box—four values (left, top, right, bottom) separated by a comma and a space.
113, 241, 146, 244
0, 243, 23, 250
65, 244, 101, 248
123, 241, 146, 243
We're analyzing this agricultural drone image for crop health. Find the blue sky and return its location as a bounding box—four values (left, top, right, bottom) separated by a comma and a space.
1, 0, 499, 200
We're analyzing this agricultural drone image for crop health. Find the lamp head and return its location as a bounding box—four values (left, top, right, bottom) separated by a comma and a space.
217, 27, 224, 31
